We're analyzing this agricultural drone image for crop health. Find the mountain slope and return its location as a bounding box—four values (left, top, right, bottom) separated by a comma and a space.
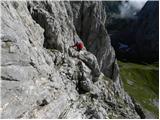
106, 1, 159, 63
118, 61, 159, 118
1, 1, 140, 118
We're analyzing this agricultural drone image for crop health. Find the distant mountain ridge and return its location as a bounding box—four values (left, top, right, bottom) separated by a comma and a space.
105, 1, 159, 63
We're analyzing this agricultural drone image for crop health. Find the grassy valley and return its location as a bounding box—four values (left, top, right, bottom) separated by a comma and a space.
118, 61, 159, 118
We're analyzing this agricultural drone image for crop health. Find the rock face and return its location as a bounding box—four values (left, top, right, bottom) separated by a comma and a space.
133, 1, 159, 62
1, 1, 140, 119
70, 2, 117, 78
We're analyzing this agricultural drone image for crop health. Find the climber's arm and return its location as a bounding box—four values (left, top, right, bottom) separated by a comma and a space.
70, 43, 77, 48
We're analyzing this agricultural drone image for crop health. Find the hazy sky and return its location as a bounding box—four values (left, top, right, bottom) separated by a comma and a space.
119, 0, 147, 18
128, 0, 147, 10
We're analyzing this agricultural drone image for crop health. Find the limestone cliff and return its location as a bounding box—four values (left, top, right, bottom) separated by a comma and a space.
1, 1, 141, 118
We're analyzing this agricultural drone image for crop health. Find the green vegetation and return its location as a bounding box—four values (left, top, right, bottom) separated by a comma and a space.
118, 61, 159, 118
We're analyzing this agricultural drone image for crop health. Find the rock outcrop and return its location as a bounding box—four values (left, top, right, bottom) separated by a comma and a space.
70, 2, 116, 78
1, 1, 140, 118
70, 1, 124, 97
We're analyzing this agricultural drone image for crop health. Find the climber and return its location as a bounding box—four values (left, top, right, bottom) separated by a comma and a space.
71, 41, 84, 51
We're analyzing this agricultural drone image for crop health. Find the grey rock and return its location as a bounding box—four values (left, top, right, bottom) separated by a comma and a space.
70, 2, 125, 100
68, 48, 100, 78
78, 50, 101, 77
1, 1, 140, 119
131, 97, 145, 119
79, 79, 92, 92
70, 2, 116, 78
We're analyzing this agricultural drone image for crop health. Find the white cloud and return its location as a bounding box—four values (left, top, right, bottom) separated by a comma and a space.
119, 0, 147, 18
128, 0, 147, 10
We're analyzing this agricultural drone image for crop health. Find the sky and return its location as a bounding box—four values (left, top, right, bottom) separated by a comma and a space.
119, 0, 147, 18
128, 0, 147, 9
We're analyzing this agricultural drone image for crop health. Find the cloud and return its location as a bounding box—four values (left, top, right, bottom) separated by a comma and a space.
119, 0, 147, 18
128, 0, 147, 10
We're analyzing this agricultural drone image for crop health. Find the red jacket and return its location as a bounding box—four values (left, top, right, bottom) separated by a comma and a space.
73, 42, 84, 50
